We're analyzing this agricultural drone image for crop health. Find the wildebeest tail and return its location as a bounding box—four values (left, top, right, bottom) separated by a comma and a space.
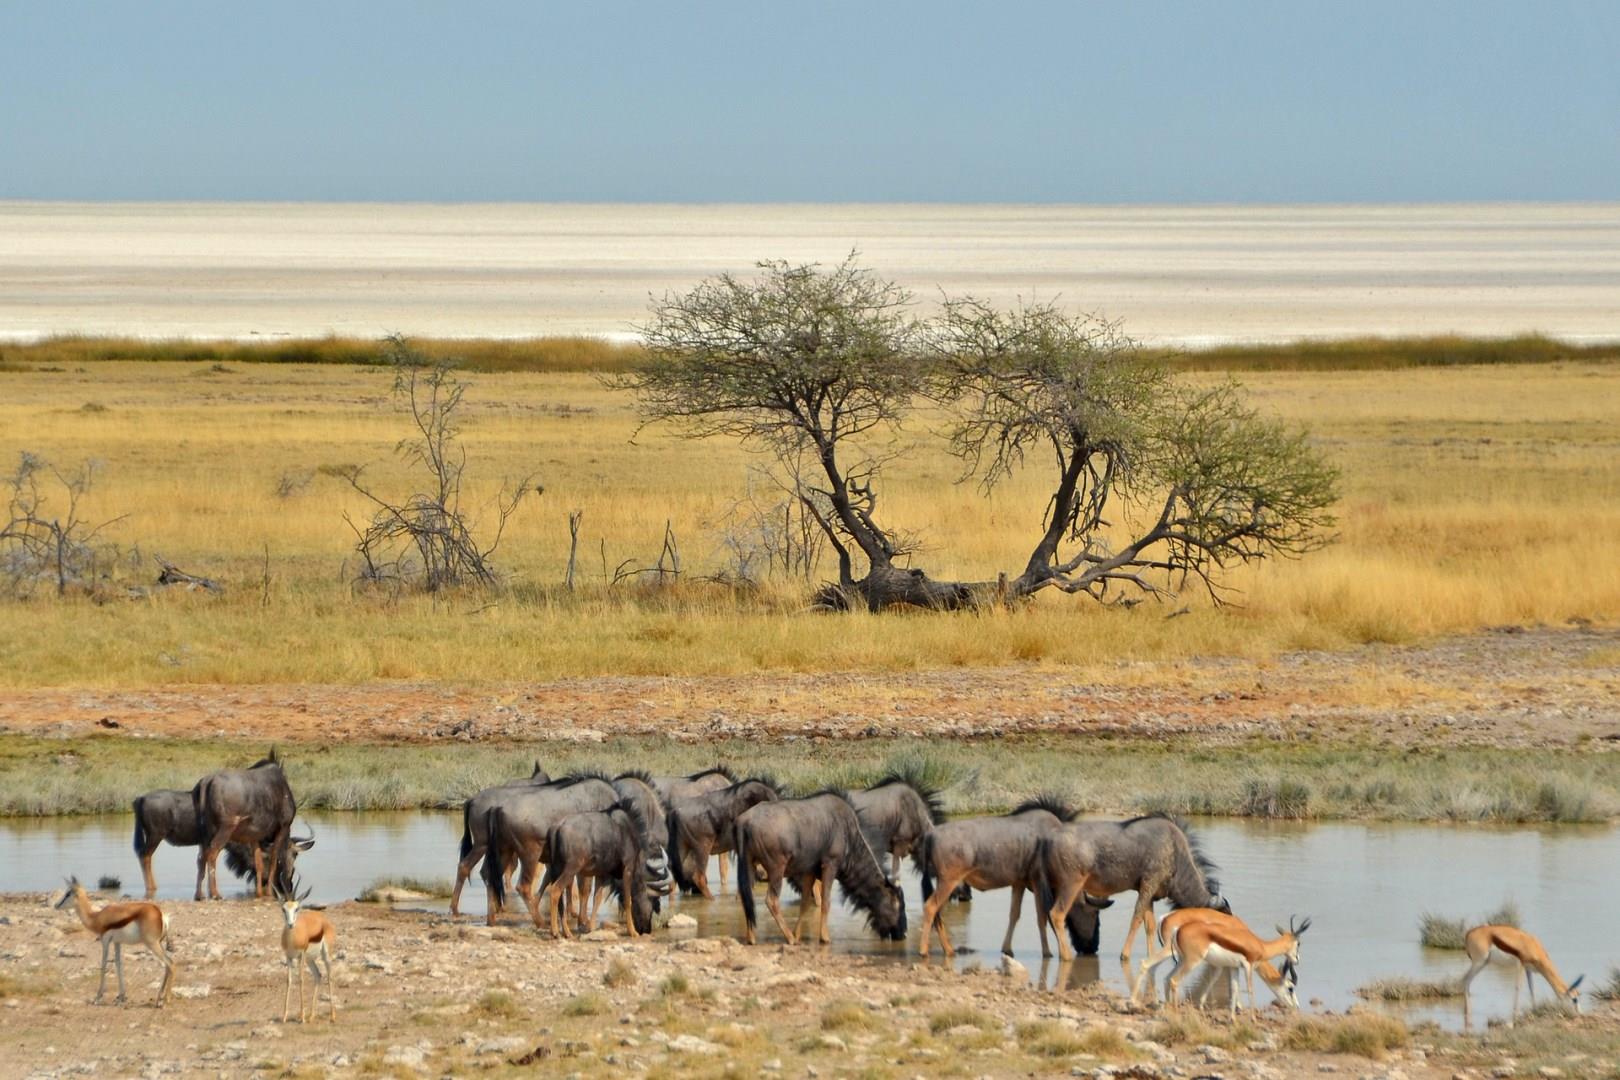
735, 822, 757, 936
666, 810, 695, 895
916, 831, 936, 903
132, 796, 149, 857
458, 799, 475, 862
482, 806, 508, 910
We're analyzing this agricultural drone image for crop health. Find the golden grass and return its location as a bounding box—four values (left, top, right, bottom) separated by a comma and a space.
1, 360, 1618, 686
1283, 1014, 1411, 1059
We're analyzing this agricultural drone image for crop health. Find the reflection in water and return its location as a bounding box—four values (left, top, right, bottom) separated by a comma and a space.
2, 811, 1615, 1032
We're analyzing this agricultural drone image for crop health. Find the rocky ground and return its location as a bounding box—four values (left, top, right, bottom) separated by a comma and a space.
0, 626, 1616, 750
3, 893, 1617, 1080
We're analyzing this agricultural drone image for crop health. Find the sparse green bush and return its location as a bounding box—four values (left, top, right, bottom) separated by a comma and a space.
604, 957, 638, 989
1420, 901, 1519, 949
1239, 776, 1312, 818
357, 875, 452, 901
1355, 976, 1463, 1001
821, 1001, 882, 1031
561, 992, 606, 1017
928, 1006, 996, 1035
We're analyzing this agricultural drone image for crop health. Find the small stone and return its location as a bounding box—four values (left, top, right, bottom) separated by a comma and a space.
362, 956, 392, 973
666, 1034, 721, 1055
946, 1025, 982, 1038
475, 1037, 526, 1056
1198, 1045, 1231, 1065
383, 1045, 425, 1070
583, 928, 620, 942
666, 913, 698, 930
999, 955, 1029, 981
171, 985, 210, 1000
762, 1061, 782, 1073
818, 1035, 847, 1051
1537, 1070, 1565, 1079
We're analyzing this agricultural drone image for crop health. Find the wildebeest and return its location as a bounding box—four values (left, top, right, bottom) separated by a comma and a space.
734, 790, 906, 946
133, 788, 276, 900
1038, 812, 1227, 963
651, 766, 738, 887
667, 777, 782, 899
567, 771, 672, 931
449, 761, 550, 917
849, 770, 944, 880
537, 799, 672, 937
193, 750, 312, 901
481, 773, 618, 926
916, 795, 1110, 958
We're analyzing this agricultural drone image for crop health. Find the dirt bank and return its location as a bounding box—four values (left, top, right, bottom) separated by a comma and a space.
1, 627, 1615, 750
8, 892, 1611, 1080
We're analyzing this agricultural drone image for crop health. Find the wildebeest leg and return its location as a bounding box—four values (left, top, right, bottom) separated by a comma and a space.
450, 847, 478, 917
542, 874, 565, 937
764, 879, 796, 945
1032, 881, 1052, 959
517, 854, 543, 926
919, 871, 964, 958
890, 852, 901, 880
1002, 884, 1025, 957
139, 846, 158, 900
589, 882, 607, 926
1120, 892, 1153, 962
1045, 876, 1089, 963
792, 874, 817, 943
717, 851, 730, 890
253, 846, 267, 900
816, 865, 836, 945
694, 852, 714, 900
621, 868, 637, 938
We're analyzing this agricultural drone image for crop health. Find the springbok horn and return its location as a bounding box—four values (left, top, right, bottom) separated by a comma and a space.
1570, 974, 1586, 992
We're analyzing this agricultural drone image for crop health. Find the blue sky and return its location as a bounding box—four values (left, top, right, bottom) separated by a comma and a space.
2, 1, 1616, 202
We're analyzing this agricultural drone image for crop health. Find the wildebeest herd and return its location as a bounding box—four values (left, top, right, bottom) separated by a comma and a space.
54, 751, 1587, 1026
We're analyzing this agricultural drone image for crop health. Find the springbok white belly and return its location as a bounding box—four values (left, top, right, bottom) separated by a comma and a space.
101, 921, 146, 946
1201, 942, 1251, 970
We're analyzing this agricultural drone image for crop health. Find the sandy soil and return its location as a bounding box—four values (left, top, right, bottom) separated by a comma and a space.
1, 627, 1615, 750
0, 891, 1568, 1080
4, 202, 1619, 343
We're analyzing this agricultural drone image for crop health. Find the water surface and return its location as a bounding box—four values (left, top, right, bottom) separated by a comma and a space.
4, 811, 1612, 1031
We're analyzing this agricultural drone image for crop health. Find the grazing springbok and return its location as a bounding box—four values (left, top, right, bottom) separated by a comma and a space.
193, 749, 312, 901
1038, 813, 1227, 963
482, 773, 618, 925
449, 761, 550, 916
1133, 907, 1301, 1008
667, 777, 783, 899
538, 799, 672, 938
850, 770, 945, 880
734, 790, 907, 946
1164, 916, 1309, 1017
1461, 924, 1583, 1025
651, 766, 738, 886
55, 877, 176, 1007
916, 795, 1110, 959
277, 883, 337, 1023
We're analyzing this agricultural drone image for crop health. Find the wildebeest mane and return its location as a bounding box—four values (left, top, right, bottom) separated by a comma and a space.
1008, 793, 1077, 822
799, 786, 853, 805
614, 768, 655, 786
247, 747, 281, 770
731, 774, 784, 797
605, 797, 650, 846
869, 769, 946, 825
548, 771, 610, 789
686, 764, 737, 782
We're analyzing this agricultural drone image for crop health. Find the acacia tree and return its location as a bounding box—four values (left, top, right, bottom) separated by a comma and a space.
623, 260, 1339, 610
620, 256, 969, 609
932, 299, 1339, 603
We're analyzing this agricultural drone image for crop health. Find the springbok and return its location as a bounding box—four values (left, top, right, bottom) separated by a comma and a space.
55, 877, 176, 1007
1461, 924, 1582, 1026
1132, 907, 1300, 1008
278, 883, 337, 1023
1164, 916, 1310, 1017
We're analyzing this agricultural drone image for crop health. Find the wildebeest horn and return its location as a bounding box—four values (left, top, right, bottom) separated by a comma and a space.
650, 879, 673, 895
291, 822, 316, 850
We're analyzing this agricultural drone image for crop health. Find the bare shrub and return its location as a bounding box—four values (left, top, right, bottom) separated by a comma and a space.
335, 337, 538, 592
1, 452, 124, 597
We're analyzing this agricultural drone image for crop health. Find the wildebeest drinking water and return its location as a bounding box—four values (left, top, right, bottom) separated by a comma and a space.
482, 772, 618, 926
537, 799, 672, 937
193, 749, 313, 901
916, 795, 1110, 958
1038, 812, 1226, 963
849, 770, 944, 880
734, 790, 906, 946
667, 777, 783, 898
449, 761, 550, 917
133, 787, 278, 900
